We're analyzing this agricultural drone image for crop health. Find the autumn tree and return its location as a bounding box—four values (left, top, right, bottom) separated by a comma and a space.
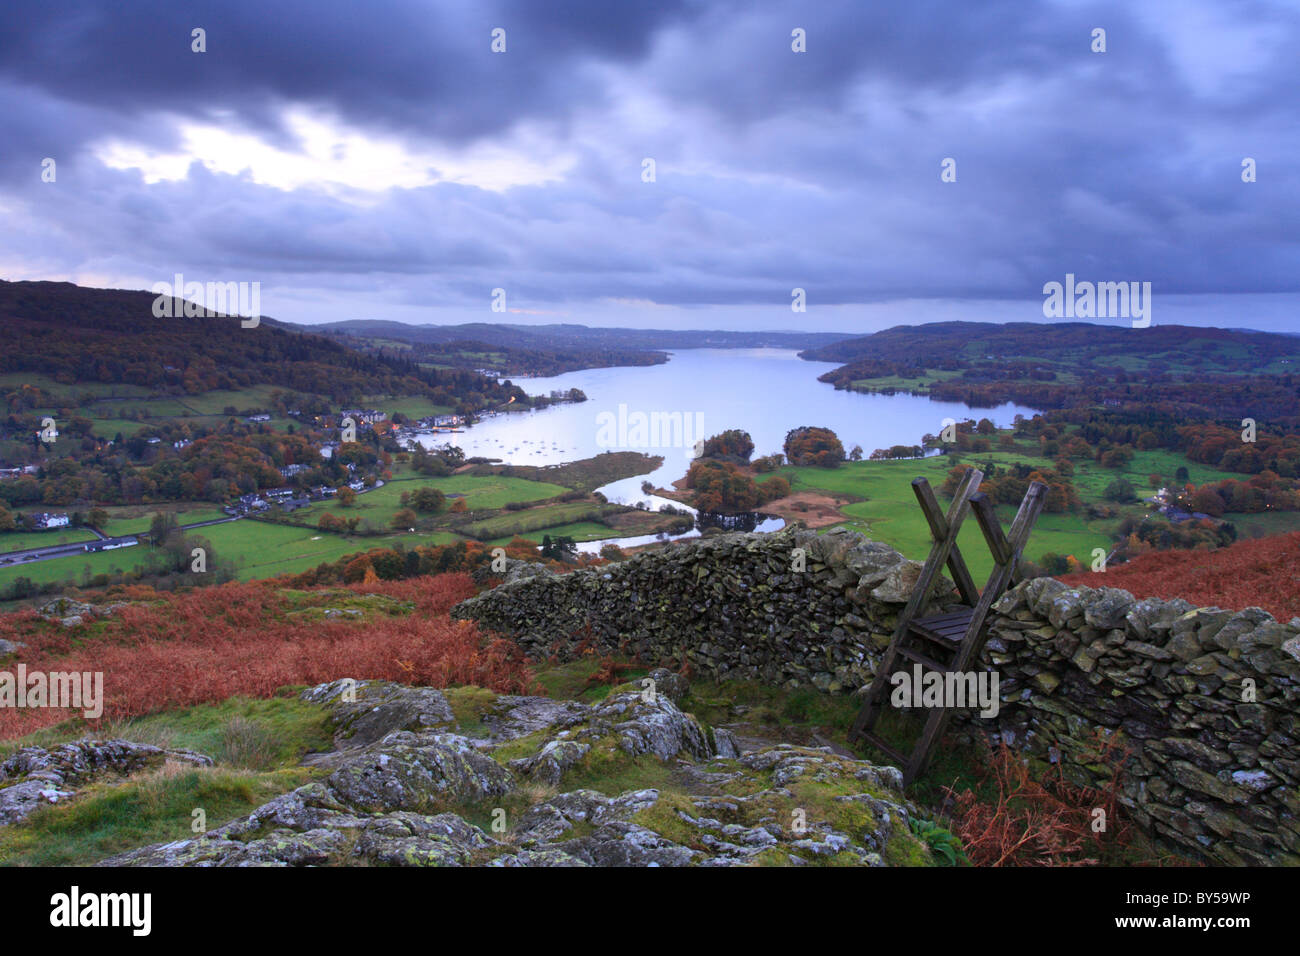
700, 429, 755, 463
783, 426, 845, 468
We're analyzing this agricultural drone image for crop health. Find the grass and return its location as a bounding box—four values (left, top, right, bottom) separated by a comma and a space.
96, 504, 228, 537
290, 474, 568, 530
361, 395, 455, 420
0, 519, 462, 590
0, 764, 315, 866
0, 694, 333, 764
775, 439, 1258, 581
0, 528, 98, 553
462, 501, 619, 541
192, 521, 459, 580
0, 694, 331, 866
486, 520, 624, 546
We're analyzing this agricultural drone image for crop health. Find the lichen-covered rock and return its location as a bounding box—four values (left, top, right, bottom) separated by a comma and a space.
302, 679, 457, 749
584, 691, 713, 762
35, 598, 128, 627
103, 740, 928, 868
509, 739, 590, 785
100, 679, 931, 868
0, 740, 212, 827
452, 528, 1300, 868
327, 731, 516, 811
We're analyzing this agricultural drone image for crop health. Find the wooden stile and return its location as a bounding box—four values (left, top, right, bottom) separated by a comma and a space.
848, 473, 1047, 784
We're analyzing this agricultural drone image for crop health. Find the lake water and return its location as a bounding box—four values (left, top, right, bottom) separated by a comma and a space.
416, 348, 1037, 550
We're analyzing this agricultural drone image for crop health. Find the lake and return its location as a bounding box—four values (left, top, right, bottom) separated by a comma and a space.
417, 348, 1037, 549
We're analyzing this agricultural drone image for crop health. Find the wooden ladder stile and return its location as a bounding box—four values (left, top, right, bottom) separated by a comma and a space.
849, 474, 1048, 785
849, 468, 984, 743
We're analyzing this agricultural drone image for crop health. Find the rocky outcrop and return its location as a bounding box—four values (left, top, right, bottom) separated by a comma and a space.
453, 528, 955, 692
101, 679, 932, 867
0, 740, 212, 826
452, 529, 1300, 866
35, 597, 129, 629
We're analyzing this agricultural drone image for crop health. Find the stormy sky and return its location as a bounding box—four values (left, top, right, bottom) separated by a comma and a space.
0, 0, 1296, 332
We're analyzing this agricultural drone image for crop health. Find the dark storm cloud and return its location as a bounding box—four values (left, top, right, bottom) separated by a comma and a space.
0, 0, 1296, 318
0, 0, 694, 145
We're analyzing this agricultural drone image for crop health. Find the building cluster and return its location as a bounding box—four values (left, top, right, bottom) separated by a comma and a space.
30, 512, 70, 529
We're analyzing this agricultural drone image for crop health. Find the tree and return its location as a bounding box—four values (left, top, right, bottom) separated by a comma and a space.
1189, 486, 1226, 517
449, 497, 468, 513
1037, 552, 1072, 576
409, 486, 446, 513
149, 511, 180, 545
700, 429, 755, 463
783, 426, 845, 468
337, 486, 356, 507
392, 508, 418, 530
1103, 477, 1136, 502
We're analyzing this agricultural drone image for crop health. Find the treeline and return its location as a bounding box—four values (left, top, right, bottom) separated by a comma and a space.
386, 339, 667, 377
681, 429, 791, 513
0, 280, 527, 412
940, 462, 1081, 514
806, 321, 1300, 425
0, 422, 379, 508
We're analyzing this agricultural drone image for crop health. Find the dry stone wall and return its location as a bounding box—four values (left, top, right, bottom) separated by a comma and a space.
978, 577, 1299, 866
453, 527, 953, 691
451, 528, 1300, 865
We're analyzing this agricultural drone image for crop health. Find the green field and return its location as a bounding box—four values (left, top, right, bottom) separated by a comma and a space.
291, 474, 568, 531
776, 437, 1268, 581
0, 545, 147, 589
463, 502, 619, 541
192, 521, 461, 580
0, 519, 464, 590
487, 521, 627, 547
96, 505, 229, 537
0, 528, 98, 554
778, 455, 1106, 582
362, 396, 456, 420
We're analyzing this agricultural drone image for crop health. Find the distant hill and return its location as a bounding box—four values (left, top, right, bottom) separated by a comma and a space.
303, 319, 854, 352
0, 280, 524, 408
800, 320, 1300, 367
802, 320, 1300, 420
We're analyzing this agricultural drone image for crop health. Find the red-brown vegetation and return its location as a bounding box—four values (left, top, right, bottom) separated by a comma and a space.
1059, 531, 1300, 622
943, 735, 1166, 866
0, 573, 537, 739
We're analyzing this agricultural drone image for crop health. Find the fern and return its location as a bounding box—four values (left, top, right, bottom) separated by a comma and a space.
909, 817, 969, 867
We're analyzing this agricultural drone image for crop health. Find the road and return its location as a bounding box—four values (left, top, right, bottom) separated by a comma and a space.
0, 482, 383, 570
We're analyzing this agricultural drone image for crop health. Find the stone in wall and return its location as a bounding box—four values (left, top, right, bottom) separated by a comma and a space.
453, 527, 956, 694
967, 576, 1300, 866
452, 528, 1300, 866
